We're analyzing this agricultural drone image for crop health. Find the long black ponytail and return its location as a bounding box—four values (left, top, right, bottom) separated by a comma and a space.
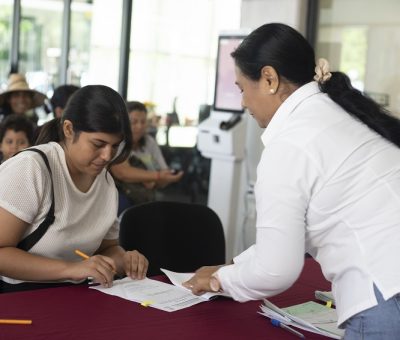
319, 72, 400, 147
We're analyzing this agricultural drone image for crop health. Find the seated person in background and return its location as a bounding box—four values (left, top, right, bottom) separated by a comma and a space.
0, 114, 35, 164
0, 73, 47, 124
111, 101, 183, 214
50, 84, 80, 118
0, 85, 148, 293
34, 84, 80, 142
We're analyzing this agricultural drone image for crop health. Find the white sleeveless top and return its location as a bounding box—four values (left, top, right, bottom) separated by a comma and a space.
0, 142, 119, 284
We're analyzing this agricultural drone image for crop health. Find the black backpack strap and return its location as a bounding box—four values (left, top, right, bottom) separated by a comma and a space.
16, 148, 55, 251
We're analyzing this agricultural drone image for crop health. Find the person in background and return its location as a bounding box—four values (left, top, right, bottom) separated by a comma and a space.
0, 114, 35, 163
111, 101, 183, 215
0, 73, 47, 124
33, 84, 80, 142
50, 84, 80, 118
0, 85, 148, 293
184, 23, 400, 339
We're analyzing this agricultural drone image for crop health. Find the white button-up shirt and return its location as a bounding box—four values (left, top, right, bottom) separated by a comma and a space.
218, 81, 400, 325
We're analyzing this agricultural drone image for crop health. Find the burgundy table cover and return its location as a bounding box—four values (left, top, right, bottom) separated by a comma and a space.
0, 258, 331, 339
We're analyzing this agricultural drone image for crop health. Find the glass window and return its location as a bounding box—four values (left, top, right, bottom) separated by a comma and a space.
127, 0, 241, 126
315, 0, 400, 116
20, 0, 64, 95
0, 0, 14, 87
69, 0, 123, 89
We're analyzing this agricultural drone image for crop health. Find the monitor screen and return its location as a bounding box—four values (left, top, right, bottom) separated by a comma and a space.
213, 35, 246, 113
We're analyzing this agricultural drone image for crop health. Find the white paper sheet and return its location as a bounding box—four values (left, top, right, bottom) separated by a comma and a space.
160, 268, 230, 300
90, 277, 209, 312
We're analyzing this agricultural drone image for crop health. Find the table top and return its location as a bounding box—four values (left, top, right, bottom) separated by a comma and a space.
1, 258, 331, 340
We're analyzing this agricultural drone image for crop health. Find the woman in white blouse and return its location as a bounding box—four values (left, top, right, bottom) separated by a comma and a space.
184, 23, 400, 339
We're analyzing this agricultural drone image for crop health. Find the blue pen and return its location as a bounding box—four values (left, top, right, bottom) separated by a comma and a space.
271, 319, 305, 338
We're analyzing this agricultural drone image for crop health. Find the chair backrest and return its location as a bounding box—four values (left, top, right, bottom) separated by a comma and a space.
119, 201, 226, 276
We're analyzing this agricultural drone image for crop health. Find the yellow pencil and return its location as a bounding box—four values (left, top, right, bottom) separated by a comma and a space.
0, 319, 32, 325
74, 249, 117, 275
74, 249, 90, 260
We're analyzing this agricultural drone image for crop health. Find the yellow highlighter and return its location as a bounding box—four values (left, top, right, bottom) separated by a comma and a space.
140, 300, 154, 307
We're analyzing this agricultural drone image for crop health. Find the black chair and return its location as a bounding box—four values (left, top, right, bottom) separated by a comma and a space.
119, 201, 226, 276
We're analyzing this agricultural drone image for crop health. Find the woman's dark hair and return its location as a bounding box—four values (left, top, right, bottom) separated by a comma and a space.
0, 113, 35, 145
50, 84, 80, 110
126, 100, 147, 149
232, 23, 400, 147
127, 101, 147, 114
36, 85, 132, 166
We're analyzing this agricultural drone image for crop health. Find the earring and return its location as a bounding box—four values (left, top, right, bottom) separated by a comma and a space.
269, 89, 275, 94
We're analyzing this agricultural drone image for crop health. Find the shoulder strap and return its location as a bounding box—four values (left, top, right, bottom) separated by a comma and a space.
16, 148, 55, 251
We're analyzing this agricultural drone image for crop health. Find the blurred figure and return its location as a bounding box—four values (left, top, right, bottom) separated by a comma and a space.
0, 73, 47, 124
111, 101, 183, 214
0, 114, 35, 163
50, 84, 80, 118
33, 85, 80, 142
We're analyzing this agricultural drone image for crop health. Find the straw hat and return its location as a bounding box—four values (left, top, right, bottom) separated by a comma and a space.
0, 73, 47, 109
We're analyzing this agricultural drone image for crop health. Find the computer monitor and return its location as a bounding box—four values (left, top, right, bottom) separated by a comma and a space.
213, 34, 247, 114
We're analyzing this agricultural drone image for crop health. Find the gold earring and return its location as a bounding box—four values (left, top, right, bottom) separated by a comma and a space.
269, 89, 275, 94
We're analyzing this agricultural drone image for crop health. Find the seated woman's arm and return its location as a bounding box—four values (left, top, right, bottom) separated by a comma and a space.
0, 207, 116, 287
111, 159, 184, 188
110, 160, 159, 183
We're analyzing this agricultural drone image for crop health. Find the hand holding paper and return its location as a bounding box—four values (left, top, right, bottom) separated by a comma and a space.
180, 265, 225, 296
161, 268, 230, 300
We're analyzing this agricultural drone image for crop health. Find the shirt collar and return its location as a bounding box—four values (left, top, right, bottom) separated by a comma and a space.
261, 81, 321, 146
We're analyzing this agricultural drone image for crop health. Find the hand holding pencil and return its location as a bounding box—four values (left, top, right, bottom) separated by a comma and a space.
74, 249, 148, 283
72, 249, 117, 288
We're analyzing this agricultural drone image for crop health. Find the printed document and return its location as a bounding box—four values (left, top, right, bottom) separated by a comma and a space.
90, 269, 229, 312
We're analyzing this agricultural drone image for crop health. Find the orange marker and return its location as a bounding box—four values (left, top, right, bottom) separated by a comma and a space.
0, 319, 32, 325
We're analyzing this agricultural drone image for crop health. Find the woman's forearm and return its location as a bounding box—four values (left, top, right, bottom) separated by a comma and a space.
0, 247, 70, 281
111, 163, 158, 183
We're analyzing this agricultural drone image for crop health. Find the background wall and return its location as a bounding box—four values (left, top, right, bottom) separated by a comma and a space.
316, 0, 400, 116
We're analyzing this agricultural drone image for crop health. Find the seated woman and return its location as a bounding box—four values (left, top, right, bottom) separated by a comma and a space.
111, 101, 183, 214
0, 73, 47, 124
0, 114, 35, 164
0, 85, 148, 293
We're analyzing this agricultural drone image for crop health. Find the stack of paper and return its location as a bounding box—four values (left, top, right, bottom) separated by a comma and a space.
259, 299, 344, 339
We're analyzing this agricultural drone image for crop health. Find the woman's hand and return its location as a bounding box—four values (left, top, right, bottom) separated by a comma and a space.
122, 250, 148, 280
156, 169, 184, 188
65, 254, 117, 288
182, 265, 223, 295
